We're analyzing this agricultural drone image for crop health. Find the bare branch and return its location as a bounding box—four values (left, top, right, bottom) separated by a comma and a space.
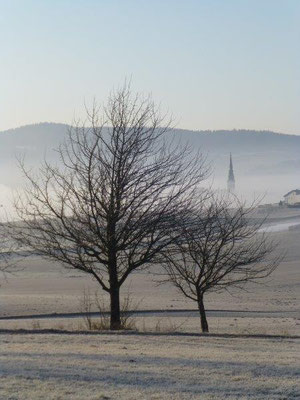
160, 193, 281, 332
9, 82, 208, 329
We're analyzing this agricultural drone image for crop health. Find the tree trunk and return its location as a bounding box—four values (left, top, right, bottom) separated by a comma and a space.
107, 217, 121, 330
110, 286, 121, 330
197, 293, 209, 333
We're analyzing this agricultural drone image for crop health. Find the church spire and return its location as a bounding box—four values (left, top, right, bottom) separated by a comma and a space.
227, 153, 235, 193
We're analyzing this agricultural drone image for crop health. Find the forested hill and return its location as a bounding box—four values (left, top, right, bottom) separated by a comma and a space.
0, 123, 69, 159
1, 123, 300, 201
1, 123, 300, 157
0, 122, 300, 155
173, 128, 300, 154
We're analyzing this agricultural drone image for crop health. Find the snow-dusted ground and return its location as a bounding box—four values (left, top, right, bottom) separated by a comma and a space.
0, 210, 300, 337
1, 251, 299, 317
0, 333, 299, 400
0, 210, 300, 398
1, 314, 300, 336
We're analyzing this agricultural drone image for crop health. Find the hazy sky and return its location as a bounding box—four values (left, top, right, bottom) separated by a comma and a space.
0, 0, 299, 134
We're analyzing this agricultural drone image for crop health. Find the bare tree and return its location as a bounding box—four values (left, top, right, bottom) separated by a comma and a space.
0, 223, 18, 284
10, 84, 208, 329
161, 195, 280, 333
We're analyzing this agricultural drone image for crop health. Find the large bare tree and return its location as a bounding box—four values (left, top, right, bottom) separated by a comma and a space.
161, 196, 280, 333
11, 84, 208, 329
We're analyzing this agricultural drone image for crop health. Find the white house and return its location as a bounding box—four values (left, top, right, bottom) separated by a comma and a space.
283, 190, 300, 206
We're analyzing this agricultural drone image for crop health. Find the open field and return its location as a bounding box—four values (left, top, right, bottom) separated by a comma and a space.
0, 332, 299, 400
1, 210, 300, 336
0, 254, 299, 335
1, 315, 299, 336
0, 210, 299, 400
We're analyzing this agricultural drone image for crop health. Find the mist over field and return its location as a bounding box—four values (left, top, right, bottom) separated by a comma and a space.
1, 123, 300, 213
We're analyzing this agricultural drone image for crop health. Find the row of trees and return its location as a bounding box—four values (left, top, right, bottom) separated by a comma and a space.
3, 84, 279, 332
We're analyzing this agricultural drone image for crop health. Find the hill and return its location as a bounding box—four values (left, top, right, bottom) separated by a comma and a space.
0, 123, 300, 202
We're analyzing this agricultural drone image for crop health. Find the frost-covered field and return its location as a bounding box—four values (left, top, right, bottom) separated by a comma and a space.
2, 214, 300, 319
1, 213, 300, 399
0, 333, 299, 400
1, 253, 299, 317
1, 314, 300, 336
1, 224, 300, 336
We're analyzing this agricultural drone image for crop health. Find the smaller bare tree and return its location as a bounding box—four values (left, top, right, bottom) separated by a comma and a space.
0, 223, 18, 284
161, 196, 280, 333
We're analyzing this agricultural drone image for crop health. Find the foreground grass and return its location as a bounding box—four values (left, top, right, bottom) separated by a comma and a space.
1, 314, 299, 336
0, 333, 299, 399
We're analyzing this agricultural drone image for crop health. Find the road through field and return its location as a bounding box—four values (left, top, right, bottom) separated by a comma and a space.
1, 308, 299, 320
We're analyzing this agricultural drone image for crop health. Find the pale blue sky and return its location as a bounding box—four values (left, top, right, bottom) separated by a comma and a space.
0, 0, 299, 133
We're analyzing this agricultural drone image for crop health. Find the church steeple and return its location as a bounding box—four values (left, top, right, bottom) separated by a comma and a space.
227, 153, 235, 193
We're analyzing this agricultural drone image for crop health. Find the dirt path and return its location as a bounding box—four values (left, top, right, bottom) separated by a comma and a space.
1, 308, 299, 320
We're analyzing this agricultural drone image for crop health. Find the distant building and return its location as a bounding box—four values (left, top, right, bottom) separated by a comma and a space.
283, 190, 300, 207
227, 153, 235, 193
